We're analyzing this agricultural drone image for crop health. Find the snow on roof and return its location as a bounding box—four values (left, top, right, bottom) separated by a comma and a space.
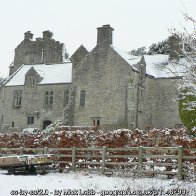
5, 63, 72, 86
111, 46, 140, 71
144, 54, 172, 78
111, 46, 185, 78
144, 55, 188, 78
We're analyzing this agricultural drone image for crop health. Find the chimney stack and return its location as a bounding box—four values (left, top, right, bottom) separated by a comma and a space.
168, 34, 181, 60
24, 31, 33, 40
43, 30, 53, 40
97, 25, 114, 46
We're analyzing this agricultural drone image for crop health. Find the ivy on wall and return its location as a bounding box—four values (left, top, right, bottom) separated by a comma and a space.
179, 92, 196, 135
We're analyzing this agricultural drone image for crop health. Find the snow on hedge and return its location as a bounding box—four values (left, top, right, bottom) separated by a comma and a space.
0, 127, 195, 148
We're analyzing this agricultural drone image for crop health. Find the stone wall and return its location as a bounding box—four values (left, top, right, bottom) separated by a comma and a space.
1, 83, 72, 130
153, 78, 182, 128
137, 76, 155, 129
73, 44, 137, 128
10, 31, 63, 76
3, 26, 183, 131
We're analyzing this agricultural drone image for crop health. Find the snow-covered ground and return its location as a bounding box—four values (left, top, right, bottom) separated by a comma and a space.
0, 170, 195, 196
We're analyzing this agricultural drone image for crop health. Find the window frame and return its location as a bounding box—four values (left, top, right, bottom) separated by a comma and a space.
11, 121, 14, 128
24, 66, 40, 87
80, 90, 86, 106
13, 90, 23, 107
27, 115, 34, 125
91, 117, 101, 127
26, 76, 36, 87
64, 90, 69, 106
44, 91, 54, 107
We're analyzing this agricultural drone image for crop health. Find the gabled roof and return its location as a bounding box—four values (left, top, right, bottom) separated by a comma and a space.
70, 45, 89, 63
25, 66, 39, 77
111, 46, 140, 71
4, 63, 72, 86
111, 46, 185, 78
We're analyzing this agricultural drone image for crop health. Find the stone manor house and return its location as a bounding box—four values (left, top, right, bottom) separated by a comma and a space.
0, 25, 182, 131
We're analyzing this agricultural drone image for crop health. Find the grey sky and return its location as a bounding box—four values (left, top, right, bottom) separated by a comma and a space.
0, 0, 195, 77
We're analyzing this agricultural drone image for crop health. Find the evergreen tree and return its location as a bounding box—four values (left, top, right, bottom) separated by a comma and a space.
129, 46, 147, 56
166, 14, 196, 134
147, 40, 169, 55
179, 90, 196, 135
128, 14, 196, 133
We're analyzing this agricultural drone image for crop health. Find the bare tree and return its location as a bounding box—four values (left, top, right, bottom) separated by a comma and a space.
161, 14, 196, 133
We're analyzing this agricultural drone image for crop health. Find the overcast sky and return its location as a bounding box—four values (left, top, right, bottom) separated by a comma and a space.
0, 0, 195, 77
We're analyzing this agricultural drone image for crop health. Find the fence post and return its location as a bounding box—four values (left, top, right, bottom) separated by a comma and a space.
101, 146, 107, 174
72, 147, 76, 171
20, 147, 24, 155
138, 146, 143, 176
178, 146, 183, 180
44, 147, 48, 154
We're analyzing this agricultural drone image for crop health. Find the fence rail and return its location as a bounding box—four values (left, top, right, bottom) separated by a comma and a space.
0, 146, 195, 180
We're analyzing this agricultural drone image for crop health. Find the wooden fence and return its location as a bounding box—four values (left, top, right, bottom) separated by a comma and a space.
0, 146, 195, 180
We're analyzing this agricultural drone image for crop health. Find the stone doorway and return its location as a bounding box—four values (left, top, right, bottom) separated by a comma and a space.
43, 120, 52, 130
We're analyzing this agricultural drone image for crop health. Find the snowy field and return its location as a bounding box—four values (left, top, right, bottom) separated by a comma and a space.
0, 170, 195, 196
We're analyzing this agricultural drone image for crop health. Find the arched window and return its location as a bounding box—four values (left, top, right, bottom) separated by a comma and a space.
80, 90, 86, 106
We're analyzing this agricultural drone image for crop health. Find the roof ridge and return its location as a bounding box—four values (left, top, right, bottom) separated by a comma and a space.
3, 65, 25, 86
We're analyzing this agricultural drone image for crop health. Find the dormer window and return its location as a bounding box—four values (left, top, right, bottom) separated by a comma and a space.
27, 76, 36, 87
25, 67, 40, 87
